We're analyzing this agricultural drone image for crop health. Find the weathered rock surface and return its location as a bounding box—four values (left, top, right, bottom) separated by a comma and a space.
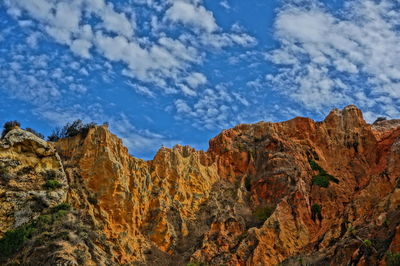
0, 128, 67, 236
2, 105, 400, 265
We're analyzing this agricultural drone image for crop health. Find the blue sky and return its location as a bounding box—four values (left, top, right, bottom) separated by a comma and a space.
1, 0, 400, 159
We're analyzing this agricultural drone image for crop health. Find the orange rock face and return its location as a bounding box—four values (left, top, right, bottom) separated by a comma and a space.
8, 105, 399, 265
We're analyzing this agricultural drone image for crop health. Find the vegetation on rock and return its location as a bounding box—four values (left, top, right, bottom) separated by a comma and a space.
311, 204, 322, 221
1, 120, 21, 138
2, 106, 400, 265
0, 203, 70, 261
25, 127, 45, 139
0, 165, 10, 182
254, 205, 275, 222
245, 176, 252, 191
47, 119, 96, 141
43, 179, 62, 190
309, 159, 339, 188
386, 251, 400, 266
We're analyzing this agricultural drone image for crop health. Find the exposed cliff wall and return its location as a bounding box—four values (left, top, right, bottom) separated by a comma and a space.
2, 105, 400, 265
0, 128, 67, 236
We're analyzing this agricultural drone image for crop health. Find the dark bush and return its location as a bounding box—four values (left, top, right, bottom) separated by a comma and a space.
88, 193, 98, 205
309, 159, 324, 172
16, 166, 34, 176
1, 120, 21, 138
43, 180, 62, 190
312, 175, 330, 188
0, 223, 35, 259
42, 170, 62, 180
47, 127, 63, 142
47, 120, 96, 141
52, 210, 69, 220
25, 128, 45, 139
386, 251, 400, 266
0, 165, 11, 182
0, 202, 73, 261
363, 239, 372, 247
245, 176, 252, 191
311, 204, 322, 221
373, 117, 387, 124
309, 160, 339, 188
52, 203, 71, 212
187, 262, 206, 266
328, 174, 339, 184
254, 205, 275, 222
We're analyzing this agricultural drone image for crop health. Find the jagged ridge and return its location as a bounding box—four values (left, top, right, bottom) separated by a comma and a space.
1, 105, 400, 265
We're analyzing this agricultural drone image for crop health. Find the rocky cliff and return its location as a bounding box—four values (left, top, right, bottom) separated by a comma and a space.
1, 105, 400, 265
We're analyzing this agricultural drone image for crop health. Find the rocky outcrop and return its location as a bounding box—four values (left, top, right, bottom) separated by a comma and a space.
2, 105, 400, 265
0, 128, 67, 236
55, 126, 221, 264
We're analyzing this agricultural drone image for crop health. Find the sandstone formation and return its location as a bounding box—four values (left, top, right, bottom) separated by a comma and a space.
1, 105, 400, 265
0, 128, 67, 236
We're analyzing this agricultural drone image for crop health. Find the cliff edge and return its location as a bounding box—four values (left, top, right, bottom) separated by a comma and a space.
1, 105, 400, 265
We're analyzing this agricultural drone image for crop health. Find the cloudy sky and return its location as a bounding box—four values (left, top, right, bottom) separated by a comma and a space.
1, 0, 400, 158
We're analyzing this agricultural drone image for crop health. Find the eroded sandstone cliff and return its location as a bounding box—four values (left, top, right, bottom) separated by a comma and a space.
1, 105, 400, 265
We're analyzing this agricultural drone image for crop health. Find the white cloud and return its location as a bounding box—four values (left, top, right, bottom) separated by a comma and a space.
26, 32, 41, 48
220, 1, 231, 10
70, 39, 92, 58
126, 81, 155, 98
173, 86, 250, 130
185, 72, 207, 88
8, 0, 52, 20
45, 26, 72, 45
179, 84, 197, 96
94, 32, 190, 85
199, 32, 257, 48
5, 0, 136, 59
266, 0, 400, 118
53, 2, 81, 32
4, 0, 256, 97
69, 84, 88, 93
110, 113, 178, 158
99, 3, 135, 37
18, 20, 34, 27
175, 99, 193, 114
165, 1, 218, 33
2, 0, 260, 139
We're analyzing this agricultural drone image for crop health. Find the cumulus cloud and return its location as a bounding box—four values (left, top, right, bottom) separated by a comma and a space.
266, 0, 400, 118
98, 3, 135, 38
1, 0, 260, 155
5, 0, 135, 56
70, 39, 92, 58
4, 0, 256, 99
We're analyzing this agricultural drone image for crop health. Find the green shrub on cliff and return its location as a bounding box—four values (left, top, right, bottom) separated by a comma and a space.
245, 176, 252, 191
312, 175, 330, 188
47, 119, 96, 141
254, 205, 275, 222
309, 160, 339, 188
0, 165, 11, 182
386, 251, 400, 266
1, 120, 21, 138
25, 128, 45, 139
311, 204, 322, 221
44, 180, 62, 190
0, 202, 72, 261
0, 223, 35, 258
